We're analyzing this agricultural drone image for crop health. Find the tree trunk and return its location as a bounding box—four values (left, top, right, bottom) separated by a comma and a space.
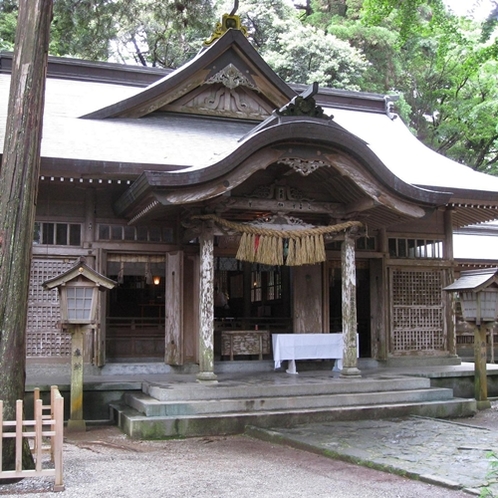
0, 0, 53, 476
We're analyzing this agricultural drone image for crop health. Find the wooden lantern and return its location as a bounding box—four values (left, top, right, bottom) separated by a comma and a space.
43, 257, 116, 325
444, 268, 498, 325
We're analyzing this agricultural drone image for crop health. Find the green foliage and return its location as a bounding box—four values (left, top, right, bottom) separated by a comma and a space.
327, 22, 402, 93
481, 3, 498, 42
263, 23, 367, 89
480, 451, 498, 497
400, 22, 498, 173
0, 8, 15, 51
50, 0, 121, 60
49, 0, 216, 66
361, 0, 448, 43
113, 0, 216, 67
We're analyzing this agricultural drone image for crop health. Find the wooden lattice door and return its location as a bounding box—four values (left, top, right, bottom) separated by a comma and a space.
27, 258, 75, 357
389, 268, 446, 355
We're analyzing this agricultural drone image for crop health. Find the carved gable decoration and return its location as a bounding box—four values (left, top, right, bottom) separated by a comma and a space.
82, 29, 295, 120
206, 63, 256, 90
159, 63, 274, 120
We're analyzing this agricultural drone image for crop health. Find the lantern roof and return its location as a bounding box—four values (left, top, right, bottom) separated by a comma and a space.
444, 268, 498, 293
42, 257, 116, 291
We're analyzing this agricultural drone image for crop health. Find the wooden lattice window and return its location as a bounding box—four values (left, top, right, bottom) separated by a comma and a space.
98, 224, 174, 243
33, 222, 81, 246
390, 268, 446, 354
27, 258, 75, 357
388, 238, 443, 259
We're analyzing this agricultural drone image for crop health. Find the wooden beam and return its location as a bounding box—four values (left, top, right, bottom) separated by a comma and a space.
325, 153, 428, 219
345, 197, 379, 216
219, 196, 345, 216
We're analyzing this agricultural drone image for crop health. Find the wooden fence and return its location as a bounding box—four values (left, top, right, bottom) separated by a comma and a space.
0, 385, 64, 491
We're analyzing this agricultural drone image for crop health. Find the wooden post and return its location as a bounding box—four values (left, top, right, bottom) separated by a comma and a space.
340, 228, 361, 378
53, 389, 65, 491
34, 398, 43, 473
443, 208, 457, 357
197, 223, 218, 383
490, 325, 495, 364
67, 325, 87, 431
0, 400, 3, 471
474, 322, 490, 409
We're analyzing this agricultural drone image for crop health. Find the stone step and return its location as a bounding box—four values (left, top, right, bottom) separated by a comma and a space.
110, 397, 477, 439
143, 375, 432, 402
126, 387, 455, 417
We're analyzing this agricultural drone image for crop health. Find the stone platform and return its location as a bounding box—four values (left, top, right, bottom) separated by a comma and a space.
25, 360, 498, 436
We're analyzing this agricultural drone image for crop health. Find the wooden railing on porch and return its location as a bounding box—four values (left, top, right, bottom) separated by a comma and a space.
215, 317, 292, 333
0, 385, 64, 491
106, 316, 165, 359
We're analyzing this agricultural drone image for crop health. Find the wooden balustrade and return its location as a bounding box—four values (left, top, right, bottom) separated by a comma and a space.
0, 385, 64, 491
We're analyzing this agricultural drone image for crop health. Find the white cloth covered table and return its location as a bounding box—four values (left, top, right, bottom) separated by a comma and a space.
272, 333, 358, 374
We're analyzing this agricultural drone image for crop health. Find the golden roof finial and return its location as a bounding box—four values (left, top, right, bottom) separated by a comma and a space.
204, 1, 248, 46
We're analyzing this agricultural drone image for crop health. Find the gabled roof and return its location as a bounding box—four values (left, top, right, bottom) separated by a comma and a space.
444, 268, 498, 292
42, 258, 116, 290
82, 29, 296, 121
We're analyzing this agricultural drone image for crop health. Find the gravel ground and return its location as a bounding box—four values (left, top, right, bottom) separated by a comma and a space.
0, 432, 486, 497
0, 401, 496, 498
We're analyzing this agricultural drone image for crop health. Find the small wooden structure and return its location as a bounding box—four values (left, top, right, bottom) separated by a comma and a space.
0, 386, 64, 491
445, 268, 498, 408
43, 260, 115, 430
221, 329, 270, 360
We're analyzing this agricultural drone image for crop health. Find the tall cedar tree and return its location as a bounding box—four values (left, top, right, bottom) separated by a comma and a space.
0, 0, 53, 475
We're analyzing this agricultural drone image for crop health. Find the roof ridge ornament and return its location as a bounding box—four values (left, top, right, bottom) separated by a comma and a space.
204, 2, 248, 47
277, 82, 329, 120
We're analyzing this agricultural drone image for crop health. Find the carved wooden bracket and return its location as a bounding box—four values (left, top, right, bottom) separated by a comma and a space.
278, 157, 331, 176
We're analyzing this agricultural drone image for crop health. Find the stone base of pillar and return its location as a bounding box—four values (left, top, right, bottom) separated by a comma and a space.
67, 419, 86, 432
476, 400, 491, 410
196, 371, 218, 384
340, 367, 362, 378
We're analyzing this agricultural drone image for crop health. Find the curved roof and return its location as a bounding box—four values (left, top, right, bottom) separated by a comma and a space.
113, 115, 452, 230
331, 108, 498, 194
0, 26, 497, 229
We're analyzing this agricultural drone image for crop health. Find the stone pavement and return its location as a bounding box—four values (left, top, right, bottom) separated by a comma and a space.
248, 407, 498, 496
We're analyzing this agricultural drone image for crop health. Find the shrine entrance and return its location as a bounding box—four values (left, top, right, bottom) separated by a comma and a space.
213, 255, 292, 361
105, 254, 166, 361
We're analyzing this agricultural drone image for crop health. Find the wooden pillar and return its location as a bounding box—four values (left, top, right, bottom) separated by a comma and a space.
340, 229, 361, 378
474, 322, 491, 409
83, 189, 97, 364
443, 208, 457, 357
197, 223, 218, 383
443, 207, 454, 261
84, 188, 96, 249
67, 325, 86, 432
243, 262, 252, 320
